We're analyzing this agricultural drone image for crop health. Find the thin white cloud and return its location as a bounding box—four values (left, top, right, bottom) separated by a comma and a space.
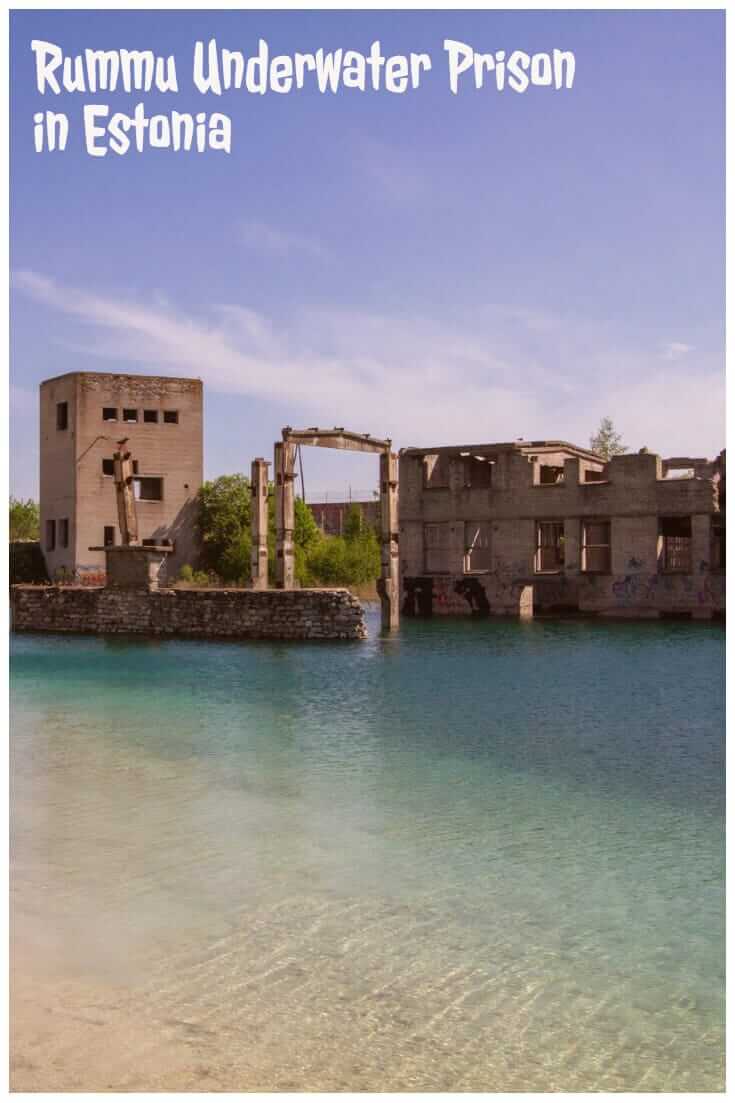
239, 219, 330, 261
662, 341, 693, 360
11, 269, 725, 458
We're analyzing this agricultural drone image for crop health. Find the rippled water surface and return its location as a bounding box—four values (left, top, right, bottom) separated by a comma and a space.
10, 614, 724, 1091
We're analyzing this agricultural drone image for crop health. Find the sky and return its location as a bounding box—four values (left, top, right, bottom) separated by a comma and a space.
10, 9, 725, 500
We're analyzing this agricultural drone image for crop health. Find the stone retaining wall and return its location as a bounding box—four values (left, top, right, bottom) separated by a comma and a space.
11, 585, 367, 641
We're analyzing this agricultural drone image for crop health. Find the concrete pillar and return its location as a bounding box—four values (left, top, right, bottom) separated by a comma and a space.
449, 522, 467, 574
275, 441, 296, 589
448, 456, 465, 494
250, 457, 270, 590
692, 514, 714, 619
563, 456, 580, 489
691, 513, 711, 573
378, 450, 400, 631
563, 517, 581, 573
112, 450, 139, 545
518, 585, 534, 618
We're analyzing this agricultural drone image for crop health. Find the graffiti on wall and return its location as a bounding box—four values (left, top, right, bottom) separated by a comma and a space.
453, 577, 491, 615
608, 571, 723, 609
403, 567, 724, 618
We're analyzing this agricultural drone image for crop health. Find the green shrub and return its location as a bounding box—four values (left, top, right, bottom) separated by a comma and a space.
306, 536, 349, 585
198, 474, 252, 582
9, 498, 39, 542
344, 526, 381, 583
194, 475, 380, 589
219, 533, 250, 583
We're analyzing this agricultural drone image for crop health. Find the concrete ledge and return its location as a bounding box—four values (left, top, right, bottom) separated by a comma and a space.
10, 585, 368, 641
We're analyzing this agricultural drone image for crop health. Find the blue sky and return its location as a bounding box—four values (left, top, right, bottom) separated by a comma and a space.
10, 9, 725, 499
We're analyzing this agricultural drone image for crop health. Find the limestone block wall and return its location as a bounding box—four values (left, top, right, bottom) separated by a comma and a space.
11, 586, 367, 641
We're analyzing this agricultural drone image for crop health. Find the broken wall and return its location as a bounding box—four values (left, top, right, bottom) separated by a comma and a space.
399, 448, 724, 619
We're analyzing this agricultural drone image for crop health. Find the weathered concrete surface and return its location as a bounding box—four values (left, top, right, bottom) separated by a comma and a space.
399, 442, 725, 620
378, 449, 400, 630
402, 571, 723, 619
250, 458, 270, 590
11, 586, 367, 640
40, 371, 203, 582
87, 545, 172, 590
274, 441, 296, 590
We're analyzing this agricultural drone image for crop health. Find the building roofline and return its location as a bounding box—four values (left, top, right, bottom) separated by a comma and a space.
399, 439, 606, 463
39, 370, 202, 386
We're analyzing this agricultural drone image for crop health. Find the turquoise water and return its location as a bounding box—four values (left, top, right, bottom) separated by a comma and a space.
11, 614, 724, 1090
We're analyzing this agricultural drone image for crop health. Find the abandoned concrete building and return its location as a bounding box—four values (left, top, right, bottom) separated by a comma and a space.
40, 372, 203, 581
399, 441, 725, 620
35, 367, 725, 624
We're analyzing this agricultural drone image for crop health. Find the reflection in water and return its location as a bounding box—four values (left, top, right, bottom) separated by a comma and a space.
10, 615, 724, 1090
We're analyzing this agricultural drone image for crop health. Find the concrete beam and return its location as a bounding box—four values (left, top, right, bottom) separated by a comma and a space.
283, 427, 391, 454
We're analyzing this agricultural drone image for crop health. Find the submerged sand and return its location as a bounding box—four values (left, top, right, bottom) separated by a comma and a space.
11, 624, 724, 1092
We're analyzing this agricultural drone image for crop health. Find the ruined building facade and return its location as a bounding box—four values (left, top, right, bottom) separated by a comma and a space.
40, 372, 203, 581
399, 441, 725, 619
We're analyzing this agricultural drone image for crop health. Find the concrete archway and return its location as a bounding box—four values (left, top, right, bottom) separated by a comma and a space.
250, 427, 399, 631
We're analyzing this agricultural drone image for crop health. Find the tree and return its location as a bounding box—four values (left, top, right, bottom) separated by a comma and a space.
342, 503, 380, 581
343, 502, 366, 542
305, 503, 381, 585
196, 475, 324, 586
194, 474, 382, 588
304, 536, 350, 585
344, 525, 381, 583
590, 417, 628, 460
9, 497, 40, 542
294, 497, 321, 552
197, 474, 252, 582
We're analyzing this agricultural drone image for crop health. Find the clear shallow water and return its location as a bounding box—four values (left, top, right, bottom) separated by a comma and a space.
10, 614, 724, 1090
